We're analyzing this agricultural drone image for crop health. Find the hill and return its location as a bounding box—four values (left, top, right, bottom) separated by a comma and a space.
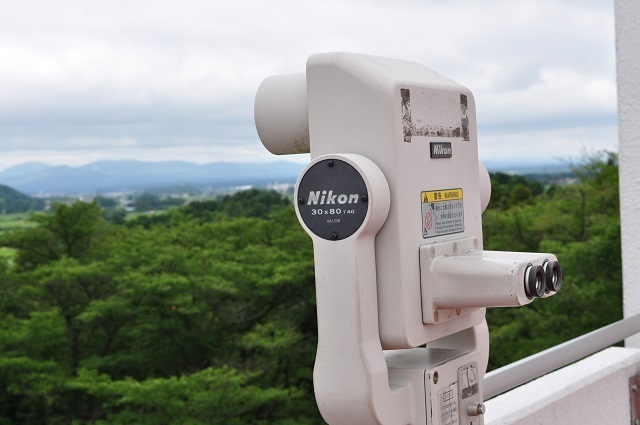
0, 159, 572, 196
0, 160, 305, 195
0, 184, 45, 213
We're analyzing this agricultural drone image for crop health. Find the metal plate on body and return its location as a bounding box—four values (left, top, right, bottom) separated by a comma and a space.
297, 159, 369, 241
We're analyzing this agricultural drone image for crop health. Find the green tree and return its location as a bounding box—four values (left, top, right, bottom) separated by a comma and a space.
184, 189, 292, 221
69, 367, 295, 425
0, 196, 320, 424
0, 185, 45, 214
1, 202, 106, 271
133, 193, 185, 212
0, 155, 622, 422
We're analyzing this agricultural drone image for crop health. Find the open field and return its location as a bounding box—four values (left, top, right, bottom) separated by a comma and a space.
0, 213, 36, 232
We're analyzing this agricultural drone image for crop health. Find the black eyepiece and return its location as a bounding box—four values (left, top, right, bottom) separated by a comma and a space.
543, 260, 562, 293
525, 264, 545, 299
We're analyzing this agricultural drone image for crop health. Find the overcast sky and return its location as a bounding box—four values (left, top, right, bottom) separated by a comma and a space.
0, 0, 617, 171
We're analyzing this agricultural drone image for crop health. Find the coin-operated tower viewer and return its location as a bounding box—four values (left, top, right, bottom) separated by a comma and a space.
254, 53, 562, 425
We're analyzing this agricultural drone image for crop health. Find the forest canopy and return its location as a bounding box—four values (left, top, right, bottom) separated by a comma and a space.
0, 151, 622, 424
0, 185, 45, 214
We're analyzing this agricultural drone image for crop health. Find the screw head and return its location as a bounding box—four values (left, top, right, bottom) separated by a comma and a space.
327, 160, 334, 167
298, 197, 304, 204
361, 195, 368, 203
467, 402, 486, 416
330, 232, 338, 240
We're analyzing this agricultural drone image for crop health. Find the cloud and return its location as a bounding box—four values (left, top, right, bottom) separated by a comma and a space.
0, 0, 617, 169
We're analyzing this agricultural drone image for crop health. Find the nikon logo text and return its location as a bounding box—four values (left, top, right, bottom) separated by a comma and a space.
307, 190, 360, 205
430, 142, 453, 158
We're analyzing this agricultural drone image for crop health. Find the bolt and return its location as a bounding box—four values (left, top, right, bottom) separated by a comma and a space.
330, 232, 338, 240
456, 308, 462, 316
298, 197, 304, 204
433, 311, 439, 323
467, 402, 486, 416
453, 242, 458, 254
327, 160, 334, 167
361, 195, 368, 203
433, 371, 439, 384
632, 384, 638, 392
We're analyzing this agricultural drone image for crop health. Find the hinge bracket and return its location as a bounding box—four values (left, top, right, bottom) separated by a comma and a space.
629, 375, 640, 425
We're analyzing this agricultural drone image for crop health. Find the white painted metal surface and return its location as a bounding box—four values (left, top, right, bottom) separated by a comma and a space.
254, 72, 310, 155
617, 0, 640, 348
304, 53, 487, 349
421, 242, 559, 320
485, 347, 640, 425
255, 52, 562, 425
296, 154, 415, 424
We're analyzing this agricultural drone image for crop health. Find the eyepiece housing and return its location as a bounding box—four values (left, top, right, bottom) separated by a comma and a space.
543, 260, 562, 293
525, 264, 546, 299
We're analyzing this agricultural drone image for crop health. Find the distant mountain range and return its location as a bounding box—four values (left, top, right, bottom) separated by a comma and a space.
0, 159, 571, 196
0, 160, 306, 195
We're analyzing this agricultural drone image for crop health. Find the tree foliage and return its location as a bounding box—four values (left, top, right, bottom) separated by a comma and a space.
132, 193, 185, 213
0, 185, 45, 214
183, 189, 292, 221
0, 192, 319, 424
126, 189, 292, 230
0, 155, 624, 422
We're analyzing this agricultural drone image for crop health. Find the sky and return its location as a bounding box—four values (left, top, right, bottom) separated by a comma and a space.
0, 0, 618, 171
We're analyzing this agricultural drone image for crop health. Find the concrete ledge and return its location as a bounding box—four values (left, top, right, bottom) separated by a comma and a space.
484, 347, 640, 425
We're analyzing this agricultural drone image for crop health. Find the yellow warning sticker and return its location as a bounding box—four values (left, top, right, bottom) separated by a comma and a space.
421, 188, 464, 238
421, 188, 463, 203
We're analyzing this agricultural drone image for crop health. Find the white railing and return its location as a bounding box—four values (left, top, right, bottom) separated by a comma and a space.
484, 312, 640, 399
484, 345, 640, 424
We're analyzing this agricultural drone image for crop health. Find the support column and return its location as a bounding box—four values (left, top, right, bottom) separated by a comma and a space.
616, 0, 640, 346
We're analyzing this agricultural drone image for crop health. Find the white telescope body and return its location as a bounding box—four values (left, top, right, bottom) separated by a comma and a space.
255, 52, 561, 425
255, 72, 310, 155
